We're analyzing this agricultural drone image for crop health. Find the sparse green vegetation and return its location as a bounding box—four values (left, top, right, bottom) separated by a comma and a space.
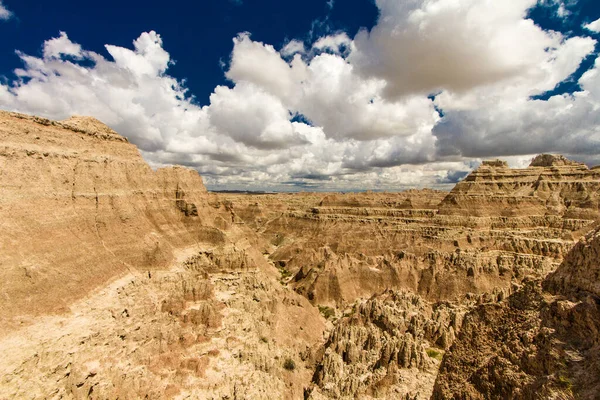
318, 305, 336, 319
260, 336, 268, 343
556, 374, 573, 390
283, 358, 296, 371
426, 348, 443, 361
279, 268, 292, 281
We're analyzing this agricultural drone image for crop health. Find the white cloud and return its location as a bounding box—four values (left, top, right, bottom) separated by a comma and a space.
313, 32, 351, 54
281, 40, 306, 57
2, 0, 600, 191
208, 82, 308, 149
585, 18, 600, 33
43, 32, 83, 59
297, 53, 438, 142
350, 0, 571, 99
226, 33, 305, 101
0, 0, 12, 20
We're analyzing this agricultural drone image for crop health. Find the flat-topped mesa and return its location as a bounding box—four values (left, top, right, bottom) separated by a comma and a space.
438, 154, 600, 218
0, 110, 222, 332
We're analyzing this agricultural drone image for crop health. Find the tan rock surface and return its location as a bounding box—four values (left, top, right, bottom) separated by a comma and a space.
0, 111, 327, 399
432, 228, 600, 399
2, 109, 600, 400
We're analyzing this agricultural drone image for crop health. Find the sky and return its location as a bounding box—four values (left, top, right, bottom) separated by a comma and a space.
1, 0, 600, 191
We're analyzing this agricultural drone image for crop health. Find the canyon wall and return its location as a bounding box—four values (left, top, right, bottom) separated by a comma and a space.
0, 111, 229, 331
0, 111, 326, 399
2, 109, 600, 399
432, 228, 600, 399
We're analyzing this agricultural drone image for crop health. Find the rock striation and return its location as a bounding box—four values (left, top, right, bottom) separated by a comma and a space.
0, 111, 326, 399
432, 228, 600, 399
2, 109, 600, 400
219, 154, 600, 398
438, 154, 600, 219
0, 111, 227, 331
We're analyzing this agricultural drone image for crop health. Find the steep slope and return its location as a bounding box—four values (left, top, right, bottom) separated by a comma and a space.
221, 154, 599, 309
3, 110, 599, 400
438, 155, 600, 219
0, 111, 226, 332
432, 228, 600, 399
0, 111, 327, 399
218, 156, 599, 398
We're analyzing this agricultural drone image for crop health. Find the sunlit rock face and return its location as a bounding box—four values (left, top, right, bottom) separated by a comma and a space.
2, 110, 600, 399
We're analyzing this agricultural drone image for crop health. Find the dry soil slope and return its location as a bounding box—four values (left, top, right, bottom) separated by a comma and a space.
0, 111, 233, 332
0, 111, 327, 399
432, 228, 600, 399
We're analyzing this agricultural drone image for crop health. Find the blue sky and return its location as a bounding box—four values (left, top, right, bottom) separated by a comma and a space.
1, 0, 600, 191
0, 0, 378, 105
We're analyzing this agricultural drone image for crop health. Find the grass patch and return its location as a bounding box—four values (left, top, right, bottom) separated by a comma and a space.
279, 268, 293, 284
556, 374, 573, 390
426, 348, 443, 361
318, 305, 336, 319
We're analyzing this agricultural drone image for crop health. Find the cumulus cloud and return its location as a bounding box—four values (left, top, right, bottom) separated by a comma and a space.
43, 31, 83, 59
0, 0, 12, 20
2, 0, 600, 191
585, 17, 600, 33
350, 0, 574, 99
281, 40, 306, 57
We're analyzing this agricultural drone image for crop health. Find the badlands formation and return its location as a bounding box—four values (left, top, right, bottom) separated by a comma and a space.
1, 110, 600, 399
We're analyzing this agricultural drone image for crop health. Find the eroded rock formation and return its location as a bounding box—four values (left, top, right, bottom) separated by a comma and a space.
2, 109, 600, 400
0, 111, 326, 399
432, 228, 600, 399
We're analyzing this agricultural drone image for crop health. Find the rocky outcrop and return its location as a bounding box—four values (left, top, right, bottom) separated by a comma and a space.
438, 154, 600, 219
3, 109, 599, 400
432, 228, 600, 399
544, 227, 600, 298
307, 291, 468, 399
223, 160, 594, 308
217, 157, 599, 399
0, 111, 227, 332
0, 111, 327, 399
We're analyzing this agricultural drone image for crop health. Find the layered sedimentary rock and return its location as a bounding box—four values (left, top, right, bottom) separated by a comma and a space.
223, 154, 600, 309
438, 154, 600, 219
432, 228, 600, 399
0, 111, 225, 331
0, 111, 326, 399
219, 155, 600, 398
3, 108, 600, 400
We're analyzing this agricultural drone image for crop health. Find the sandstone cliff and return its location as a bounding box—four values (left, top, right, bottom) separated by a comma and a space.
3, 110, 600, 400
0, 111, 326, 399
0, 111, 227, 331
438, 154, 600, 219
432, 228, 600, 399
219, 155, 599, 398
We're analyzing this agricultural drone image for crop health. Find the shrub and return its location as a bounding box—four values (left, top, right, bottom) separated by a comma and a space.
283, 358, 296, 371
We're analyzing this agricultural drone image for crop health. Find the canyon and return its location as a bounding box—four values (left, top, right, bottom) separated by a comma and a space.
1, 110, 599, 399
